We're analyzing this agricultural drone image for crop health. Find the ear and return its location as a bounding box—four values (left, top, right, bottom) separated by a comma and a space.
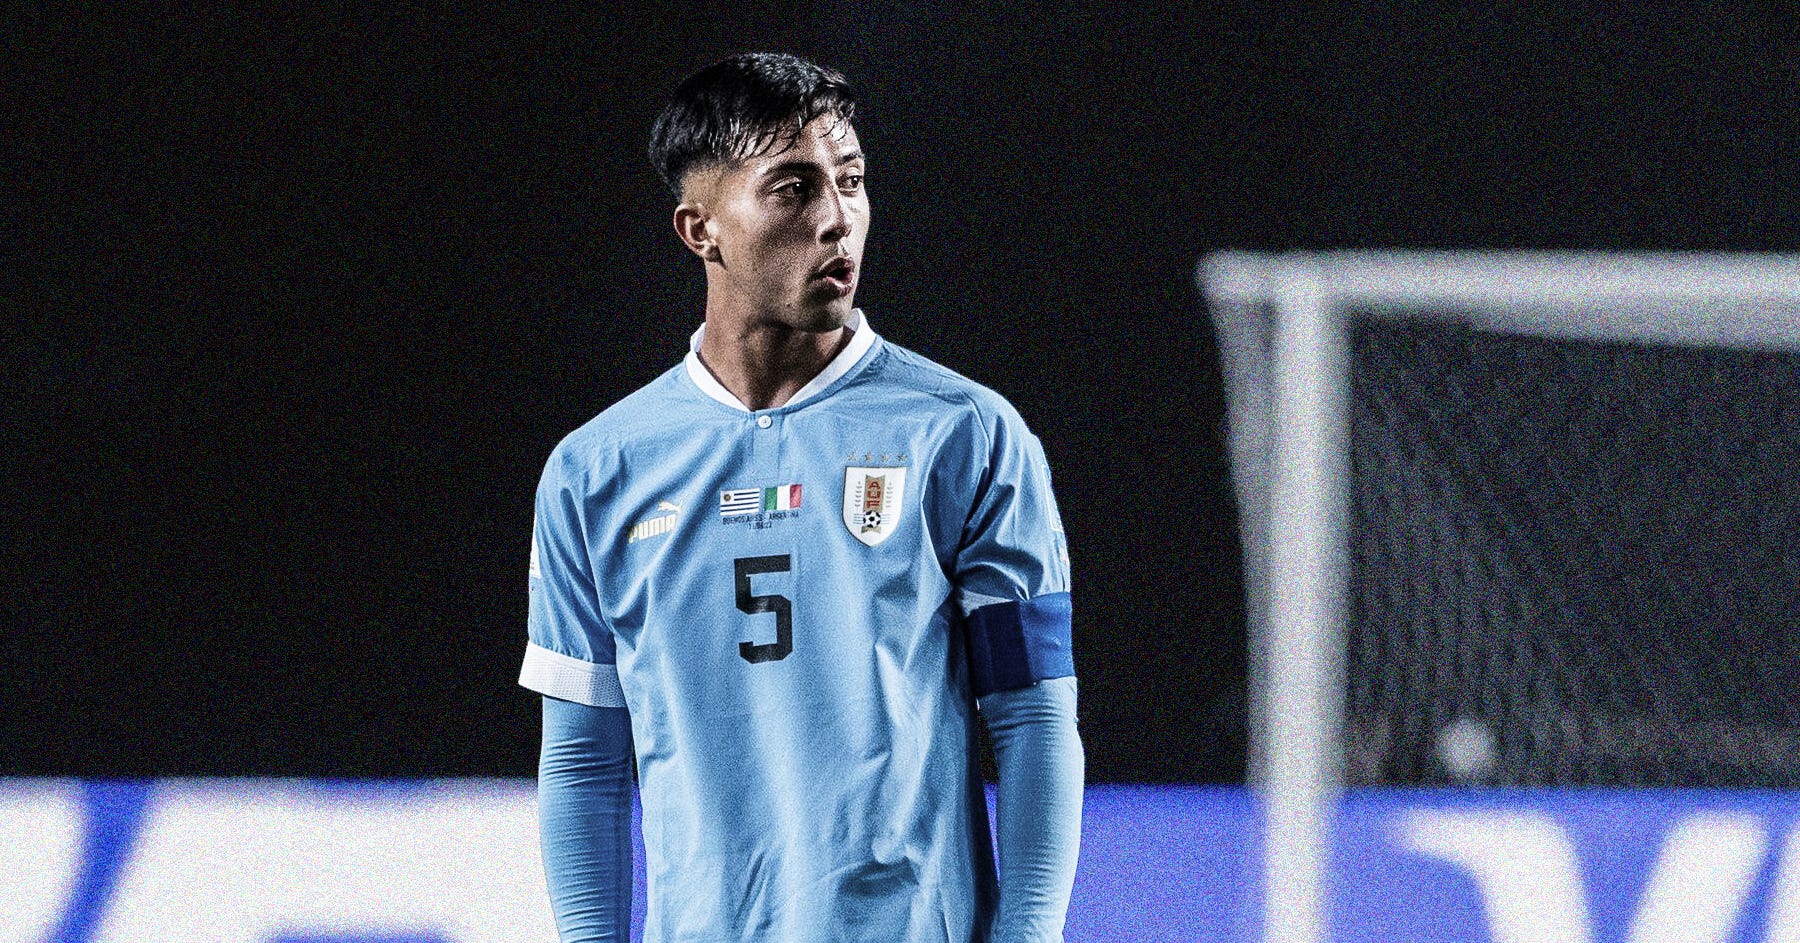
673, 202, 723, 263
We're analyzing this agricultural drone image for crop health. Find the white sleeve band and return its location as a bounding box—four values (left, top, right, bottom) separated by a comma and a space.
519, 642, 627, 708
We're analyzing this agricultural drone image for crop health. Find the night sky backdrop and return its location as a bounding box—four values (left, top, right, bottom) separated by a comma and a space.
8, 4, 1797, 781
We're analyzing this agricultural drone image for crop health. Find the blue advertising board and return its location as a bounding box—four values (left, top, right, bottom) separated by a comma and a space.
1334, 789, 1800, 943
7, 780, 1800, 941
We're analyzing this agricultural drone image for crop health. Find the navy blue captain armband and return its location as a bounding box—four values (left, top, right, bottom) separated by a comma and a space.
966, 592, 1075, 698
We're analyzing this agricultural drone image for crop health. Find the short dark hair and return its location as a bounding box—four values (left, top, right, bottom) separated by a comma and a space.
649, 52, 856, 197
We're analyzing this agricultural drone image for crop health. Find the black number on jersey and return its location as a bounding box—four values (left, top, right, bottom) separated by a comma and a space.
734, 554, 793, 663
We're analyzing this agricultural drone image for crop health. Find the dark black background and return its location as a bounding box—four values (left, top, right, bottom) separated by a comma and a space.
7, 4, 1796, 781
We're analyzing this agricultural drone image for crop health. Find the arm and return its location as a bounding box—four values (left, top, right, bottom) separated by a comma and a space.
982, 676, 1084, 943
950, 396, 1083, 942
522, 445, 635, 941
538, 695, 635, 943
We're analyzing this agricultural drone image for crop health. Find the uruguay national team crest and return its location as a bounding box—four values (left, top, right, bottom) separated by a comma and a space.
843, 465, 906, 546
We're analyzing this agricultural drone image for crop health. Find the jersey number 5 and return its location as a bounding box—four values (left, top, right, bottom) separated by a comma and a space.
734, 555, 792, 663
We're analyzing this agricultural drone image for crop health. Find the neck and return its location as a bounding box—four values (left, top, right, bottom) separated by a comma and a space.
697, 314, 852, 411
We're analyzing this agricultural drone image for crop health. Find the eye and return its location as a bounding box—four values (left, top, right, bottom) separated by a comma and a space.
840, 172, 865, 193
774, 179, 812, 199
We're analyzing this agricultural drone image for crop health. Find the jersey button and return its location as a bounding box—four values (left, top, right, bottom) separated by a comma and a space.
756, 415, 773, 429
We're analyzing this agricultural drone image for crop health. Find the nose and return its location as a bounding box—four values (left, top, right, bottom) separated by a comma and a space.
820, 188, 852, 244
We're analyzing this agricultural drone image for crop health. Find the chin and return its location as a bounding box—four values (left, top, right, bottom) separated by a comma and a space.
796, 299, 854, 333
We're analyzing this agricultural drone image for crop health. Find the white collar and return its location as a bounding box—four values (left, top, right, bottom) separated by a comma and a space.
683, 308, 878, 412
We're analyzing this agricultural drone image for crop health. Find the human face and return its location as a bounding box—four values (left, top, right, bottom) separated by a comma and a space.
690, 116, 868, 332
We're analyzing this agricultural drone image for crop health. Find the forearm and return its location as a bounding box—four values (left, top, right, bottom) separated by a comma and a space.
538, 696, 635, 943
982, 675, 1084, 943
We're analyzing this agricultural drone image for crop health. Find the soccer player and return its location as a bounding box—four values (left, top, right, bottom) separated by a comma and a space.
520, 52, 1082, 943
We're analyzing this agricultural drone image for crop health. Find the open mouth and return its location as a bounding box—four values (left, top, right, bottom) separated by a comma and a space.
814, 257, 856, 294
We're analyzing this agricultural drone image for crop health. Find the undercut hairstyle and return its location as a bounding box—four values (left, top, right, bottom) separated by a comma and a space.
649, 52, 856, 198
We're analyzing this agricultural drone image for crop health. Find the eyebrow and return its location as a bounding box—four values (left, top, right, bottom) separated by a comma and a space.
761, 150, 866, 178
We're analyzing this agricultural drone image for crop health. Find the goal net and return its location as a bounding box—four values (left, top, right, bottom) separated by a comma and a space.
1344, 314, 1800, 788
1200, 251, 1800, 943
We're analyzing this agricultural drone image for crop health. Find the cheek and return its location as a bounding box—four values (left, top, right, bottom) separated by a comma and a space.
725, 204, 830, 278
723, 223, 784, 272
752, 227, 819, 271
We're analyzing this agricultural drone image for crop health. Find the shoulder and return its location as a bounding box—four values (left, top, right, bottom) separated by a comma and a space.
862, 339, 1032, 438
541, 364, 692, 486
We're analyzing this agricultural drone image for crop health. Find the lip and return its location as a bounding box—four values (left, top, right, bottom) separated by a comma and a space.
812, 255, 856, 279
812, 256, 857, 295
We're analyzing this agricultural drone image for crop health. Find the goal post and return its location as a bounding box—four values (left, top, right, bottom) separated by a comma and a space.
1199, 251, 1800, 943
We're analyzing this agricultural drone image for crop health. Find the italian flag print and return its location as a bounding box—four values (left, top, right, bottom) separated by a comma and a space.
762, 484, 802, 511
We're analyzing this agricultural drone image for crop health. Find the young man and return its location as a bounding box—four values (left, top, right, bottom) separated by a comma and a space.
520, 52, 1082, 943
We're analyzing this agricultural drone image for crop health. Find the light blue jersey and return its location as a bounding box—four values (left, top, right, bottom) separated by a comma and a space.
521, 311, 1073, 943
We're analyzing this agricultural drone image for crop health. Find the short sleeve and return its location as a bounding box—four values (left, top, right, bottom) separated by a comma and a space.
954, 398, 1075, 698
519, 444, 626, 708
